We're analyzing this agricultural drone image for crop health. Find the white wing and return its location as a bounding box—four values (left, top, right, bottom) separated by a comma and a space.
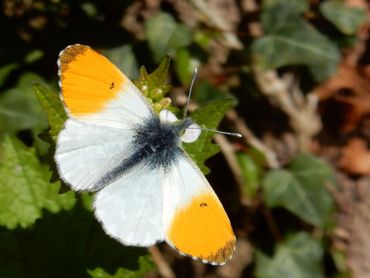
94, 162, 165, 246
72, 82, 153, 129
56, 44, 155, 191
55, 119, 135, 191
162, 153, 236, 265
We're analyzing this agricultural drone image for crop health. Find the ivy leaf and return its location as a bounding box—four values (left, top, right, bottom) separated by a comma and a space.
145, 12, 192, 63
319, 1, 368, 35
174, 48, 200, 85
192, 81, 237, 107
262, 154, 334, 227
102, 45, 139, 79
183, 98, 236, 174
33, 83, 67, 140
236, 152, 262, 197
256, 232, 324, 278
88, 256, 155, 278
252, 3, 340, 82
262, 0, 309, 13
0, 135, 76, 229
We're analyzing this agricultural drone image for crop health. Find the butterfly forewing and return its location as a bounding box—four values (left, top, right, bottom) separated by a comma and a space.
58, 44, 152, 128
55, 119, 135, 191
162, 154, 236, 265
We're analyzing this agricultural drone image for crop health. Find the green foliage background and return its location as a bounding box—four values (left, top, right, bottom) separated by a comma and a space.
0, 0, 368, 277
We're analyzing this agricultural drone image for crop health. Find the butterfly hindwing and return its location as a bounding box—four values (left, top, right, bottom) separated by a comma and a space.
94, 161, 165, 246
162, 153, 236, 265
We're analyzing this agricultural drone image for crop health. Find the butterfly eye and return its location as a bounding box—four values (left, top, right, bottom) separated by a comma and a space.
181, 123, 201, 143
159, 109, 178, 123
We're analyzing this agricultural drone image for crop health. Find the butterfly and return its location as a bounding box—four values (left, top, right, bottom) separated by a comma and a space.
55, 44, 236, 265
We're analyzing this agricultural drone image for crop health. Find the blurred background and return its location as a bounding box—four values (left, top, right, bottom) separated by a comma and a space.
0, 0, 369, 277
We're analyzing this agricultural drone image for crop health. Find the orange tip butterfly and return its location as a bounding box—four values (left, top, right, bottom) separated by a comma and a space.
55, 44, 236, 265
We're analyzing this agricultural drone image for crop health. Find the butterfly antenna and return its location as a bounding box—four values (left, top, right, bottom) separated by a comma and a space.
187, 126, 242, 138
183, 68, 198, 119
183, 68, 242, 138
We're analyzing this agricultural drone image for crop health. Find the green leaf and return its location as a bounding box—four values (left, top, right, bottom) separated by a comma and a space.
193, 30, 213, 49
330, 248, 349, 274
88, 256, 155, 278
134, 55, 171, 98
192, 81, 236, 106
255, 232, 324, 278
174, 48, 200, 85
262, 154, 334, 227
0, 73, 49, 133
81, 2, 98, 17
133, 56, 175, 113
262, 0, 309, 13
103, 45, 139, 79
236, 153, 262, 197
252, 3, 340, 82
145, 12, 192, 63
33, 83, 67, 140
0, 63, 18, 87
0, 135, 76, 229
24, 49, 44, 64
0, 204, 152, 277
320, 1, 368, 35
183, 98, 236, 174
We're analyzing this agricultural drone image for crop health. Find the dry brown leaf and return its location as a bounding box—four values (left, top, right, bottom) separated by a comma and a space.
167, 0, 198, 27
344, 0, 369, 9
316, 64, 370, 101
339, 138, 370, 175
315, 63, 370, 132
121, 0, 161, 40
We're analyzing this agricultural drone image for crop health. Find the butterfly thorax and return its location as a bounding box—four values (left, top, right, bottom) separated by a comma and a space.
133, 116, 193, 164
93, 116, 193, 189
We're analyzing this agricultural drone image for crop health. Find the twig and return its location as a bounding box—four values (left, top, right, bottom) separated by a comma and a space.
190, 0, 243, 49
253, 68, 322, 152
214, 134, 250, 205
261, 206, 283, 242
192, 260, 207, 278
226, 109, 280, 169
148, 246, 175, 278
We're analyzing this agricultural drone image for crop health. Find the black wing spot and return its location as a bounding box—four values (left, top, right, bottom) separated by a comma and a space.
200, 202, 208, 207
109, 82, 115, 90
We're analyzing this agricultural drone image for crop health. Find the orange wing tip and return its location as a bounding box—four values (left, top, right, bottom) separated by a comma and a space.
201, 238, 236, 265
166, 191, 236, 265
57, 44, 127, 116
166, 238, 236, 265
57, 44, 89, 84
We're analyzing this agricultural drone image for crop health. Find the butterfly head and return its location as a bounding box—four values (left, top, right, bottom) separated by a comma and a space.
159, 110, 201, 143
